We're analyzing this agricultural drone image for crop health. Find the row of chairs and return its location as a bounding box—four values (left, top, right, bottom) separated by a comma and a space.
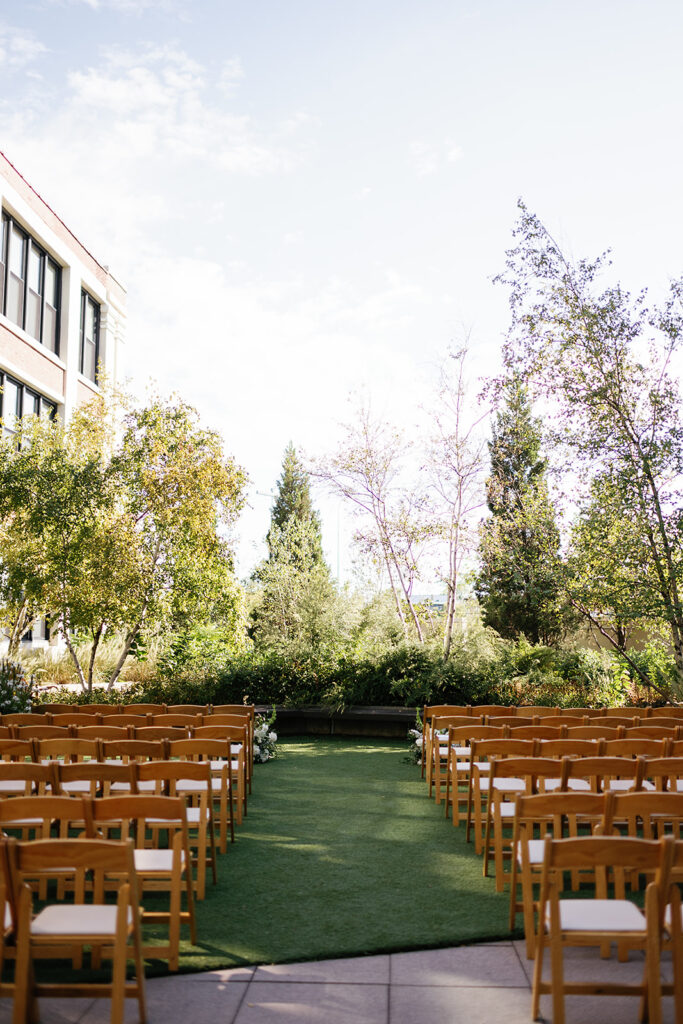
420, 702, 683, 781
422, 745, 683, 1020
0, 738, 240, 852
429, 719, 683, 803
1, 833, 147, 1024
0, 759, 221, 898
1, 710, 255, 792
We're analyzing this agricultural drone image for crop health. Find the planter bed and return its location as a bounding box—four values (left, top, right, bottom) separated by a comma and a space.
256, 704, 416, 739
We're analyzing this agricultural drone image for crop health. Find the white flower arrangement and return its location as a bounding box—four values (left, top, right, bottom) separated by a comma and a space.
253, 709, 278, 763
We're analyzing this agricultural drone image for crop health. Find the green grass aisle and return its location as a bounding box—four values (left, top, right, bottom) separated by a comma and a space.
172, 736, 515, 972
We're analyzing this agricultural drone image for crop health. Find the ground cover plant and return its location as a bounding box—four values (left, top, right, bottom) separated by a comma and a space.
26, 737, 516, 981
158, 737, 515, 970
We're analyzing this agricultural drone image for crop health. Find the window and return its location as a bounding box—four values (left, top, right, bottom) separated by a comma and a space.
0, 371, 56, 443
80, 290, 100, 383
0, 212, 61, 354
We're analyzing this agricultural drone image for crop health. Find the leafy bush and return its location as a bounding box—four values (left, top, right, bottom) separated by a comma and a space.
0, 658, 34, 713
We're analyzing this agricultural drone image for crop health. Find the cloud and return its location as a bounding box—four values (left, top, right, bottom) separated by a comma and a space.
2, 41, 312, 266
409, 139, 464, 176
0, 24, 47, 71
46, 0, 188, 14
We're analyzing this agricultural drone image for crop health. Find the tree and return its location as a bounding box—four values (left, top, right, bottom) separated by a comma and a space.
497, 201, 683, 695
427, 345, 487, 658
475, 379, 569, 645
312, 401, 433, 642
0, 389, 247, 690
251, 446, 338, 659
266, 443, 326, 569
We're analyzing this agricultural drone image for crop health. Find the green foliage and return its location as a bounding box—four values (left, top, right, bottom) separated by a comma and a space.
0, 386, 247, 692
267, 444, 325, 568
475, 380, 570, 645
497, 202, 683, 693
0, 658, 33, 713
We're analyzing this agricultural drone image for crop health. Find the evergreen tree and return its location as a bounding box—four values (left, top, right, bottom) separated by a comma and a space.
475, 381, 569, 645
266, 443, 326, 570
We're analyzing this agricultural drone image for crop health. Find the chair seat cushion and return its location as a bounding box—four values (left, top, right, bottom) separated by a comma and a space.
492, 778, 525, 793
134, 848, 186, 873
515, 838, 545, 866
31, 903, 131, 937
553, 898, 646, 932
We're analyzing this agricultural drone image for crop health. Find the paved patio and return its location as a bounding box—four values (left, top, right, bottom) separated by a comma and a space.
0, 940, 676, 1023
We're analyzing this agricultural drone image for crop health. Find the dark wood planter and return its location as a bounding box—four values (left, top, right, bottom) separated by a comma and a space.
255, 704, 416, 739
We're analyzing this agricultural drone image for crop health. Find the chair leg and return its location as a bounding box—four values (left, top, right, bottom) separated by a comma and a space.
549, 926, 566, 1024
111, 888, 129, 1024
531, 925, 545, 1021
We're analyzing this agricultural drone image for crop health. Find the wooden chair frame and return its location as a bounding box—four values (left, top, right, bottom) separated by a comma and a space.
531, 834, 674, 1024
5, 835, 146, 1024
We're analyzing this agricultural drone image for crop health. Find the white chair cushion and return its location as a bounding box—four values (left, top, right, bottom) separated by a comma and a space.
492, 778, 525, 793
134, 848, 186, 873
515, 838, 545, 866
553, 898, 646, 932
31, 903, 131, 936
0, 781, 28, 794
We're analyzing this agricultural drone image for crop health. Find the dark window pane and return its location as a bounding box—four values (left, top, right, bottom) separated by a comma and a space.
80, 292, 100, 382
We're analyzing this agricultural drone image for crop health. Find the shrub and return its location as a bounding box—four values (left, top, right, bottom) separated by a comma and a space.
0, 658, 33, 713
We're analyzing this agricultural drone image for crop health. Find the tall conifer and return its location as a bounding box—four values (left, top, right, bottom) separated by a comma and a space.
475, 381, 568, 644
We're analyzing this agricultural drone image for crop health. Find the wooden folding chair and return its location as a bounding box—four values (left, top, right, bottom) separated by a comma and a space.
5, 835, 146, 1024
208, 713, 255, 792
509, 790, 611, 958
520, 706, 560, 718
629, 725, 680, 741
0, 762, 54, 798
149, 714, 200, 731
565, 725, 623, 741
466, 738, 537, 853
537, 738, 603, 761
566, 755, 651, 794
192, 725, 247, 821
427, 715, 475, 803
14, 725, 74, 742
120, 704, 166, 715
36, 738, 100, 765
444, 724, 508, 825
531, 834, 674, 1024
54, 760, 136, 797
168, 738, 236, 852
74, 725, 132, 741
506, 725, 566, 740
166, 705, 209, 716
134, 760, 217, 900
484, 756, 570, 891
0, 739, 36, 764
420, 704, 471, 779
85, 794, 196, 971
2, 714, 51, 727
100, 740, 167, 792
644, 757, 683, 793
603, 738, 671, 759
0, 795, 90, 900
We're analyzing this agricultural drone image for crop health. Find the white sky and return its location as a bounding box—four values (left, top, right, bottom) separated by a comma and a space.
3, 0, 683, 581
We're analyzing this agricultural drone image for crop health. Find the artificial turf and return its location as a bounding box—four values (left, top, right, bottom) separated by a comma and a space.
164, 735, 517, 972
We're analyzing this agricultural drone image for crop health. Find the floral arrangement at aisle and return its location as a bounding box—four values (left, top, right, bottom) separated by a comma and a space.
254, 708, 278, 763
0, 659, 33, 714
